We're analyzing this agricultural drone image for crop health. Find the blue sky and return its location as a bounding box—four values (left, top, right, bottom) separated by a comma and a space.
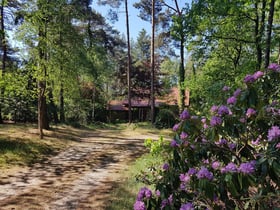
91, 0, 189, 41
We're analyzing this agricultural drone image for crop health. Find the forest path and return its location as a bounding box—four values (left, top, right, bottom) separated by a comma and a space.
0, 126, 161, 210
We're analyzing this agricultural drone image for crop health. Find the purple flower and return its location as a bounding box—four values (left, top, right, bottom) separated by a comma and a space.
276, 143, 280, 149
251, 136, 261, 145
218, 105, 230, 115
180, 131, 188, 139
196, 166, 213, 180
268, 63, 280, 72
210, 116, 222, 126
180, 202, 194, 210
222, 162, 238, 173
233, 88, 242, 97
134, 200, 145, 210
253, 71, 264, 80
162, 163, 169, 171
168, 194, 173, 204
161, 199, 169, 209
227, 96, 237, 105
238, 161, 256, 174
244, 74, 256, 83
180, 110, 191, 120
155, 190, 160, 197
180, 173, 191, 183
137, 187, 152, 201
268, 126, 280, 141
228, 143, 236, 150
210, 105, 219, 113
222, 86, 230, 91
246, 108, 257, 118
145, 189, 152, 199
188, 168, 197, 175
239, 117, 246, 123
173, 123, 180, 131
201, 118, 206, 123
170, 139, 178, 147
212, 161, 221, 170
215, 138, 227, 146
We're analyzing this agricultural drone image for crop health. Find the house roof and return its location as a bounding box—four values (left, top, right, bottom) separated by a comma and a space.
107, 87, 189, 111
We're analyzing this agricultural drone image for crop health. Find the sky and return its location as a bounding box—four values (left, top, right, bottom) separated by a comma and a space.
91, 0, 189, 41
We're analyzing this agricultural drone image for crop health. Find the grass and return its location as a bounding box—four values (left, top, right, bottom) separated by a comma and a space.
0, 123, 75, 169
105, 152, 164, 210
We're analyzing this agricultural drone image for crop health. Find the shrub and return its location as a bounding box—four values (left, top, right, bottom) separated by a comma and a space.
135, 64, 280, 210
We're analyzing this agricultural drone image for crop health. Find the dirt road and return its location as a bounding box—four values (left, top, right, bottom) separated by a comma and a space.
0, 127, 162, 210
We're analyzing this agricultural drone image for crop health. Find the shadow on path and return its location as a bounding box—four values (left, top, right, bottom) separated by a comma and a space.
0, 128, 161, 210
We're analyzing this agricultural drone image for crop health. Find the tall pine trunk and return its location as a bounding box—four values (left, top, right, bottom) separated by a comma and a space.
150, 0, 155, 123
37, 6, 49, 139
264, 0, 275, 68
0, 1, 7, 123
125, 0, 132, 123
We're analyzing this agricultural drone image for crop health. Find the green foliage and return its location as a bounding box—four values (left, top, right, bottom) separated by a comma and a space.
135, 65, 280, 209
155, 107, 178, 129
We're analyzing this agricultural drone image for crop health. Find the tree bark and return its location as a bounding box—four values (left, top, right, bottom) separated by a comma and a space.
59, 83, 65, 123
125, 0, 132, 123
150, 0, 155, 123
264, 0, 275, 68
254, 0, 266, 70
0, 1, 7, 123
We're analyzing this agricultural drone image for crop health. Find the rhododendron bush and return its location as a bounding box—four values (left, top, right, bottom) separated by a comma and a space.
135, 64, 280, 210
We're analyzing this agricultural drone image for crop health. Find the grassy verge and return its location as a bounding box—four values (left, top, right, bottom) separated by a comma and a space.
105, 152, 164, 210
0, 123, 74, 169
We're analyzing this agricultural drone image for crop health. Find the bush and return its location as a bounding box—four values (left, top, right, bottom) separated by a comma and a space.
134, 64, 280, 210
155, 106, 178, 129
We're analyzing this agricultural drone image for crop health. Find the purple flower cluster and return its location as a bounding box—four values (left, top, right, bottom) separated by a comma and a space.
268, 126, 280, 141
233, 88, 242, 97
244, 71, 264, 83
215, 138, 227, 146
221, 162, 238, 173
238, 161, 256, 174
221, 161, 256, 174
170, 139, 179, 147
180, 173, 191, 183
161, 194, 173, 209
227, 96, 237, 105
210, 116, 222, 126
173, 123, 180, 131
210, 105, 219, 113
180, 202, 194, 210
212, 161, 221, 170
180, 131, 188, 139
162, 163, 169, 171
246, 108, 257, 118
218, 105, 231, 115
222, 86, 230, 91
134, 201, 145, 210
180, 110, 191, 120
136, 187, 152, 201
268, 63, 280, 72
196, 166, 213, 180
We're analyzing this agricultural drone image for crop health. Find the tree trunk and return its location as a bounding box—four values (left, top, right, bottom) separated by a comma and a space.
254, 0, 266, 70
37, 5, 49, 138
150, 0, 155, 124
125, 0, 132, 123
91, 86, 96, 122
264, 0, 275, 68
0, 1, 7, 124
59, 83, 65, 123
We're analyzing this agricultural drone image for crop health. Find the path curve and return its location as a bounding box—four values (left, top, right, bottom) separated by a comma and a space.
0, 128, 160, 210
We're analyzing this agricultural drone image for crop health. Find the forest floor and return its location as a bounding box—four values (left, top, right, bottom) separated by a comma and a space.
0, 124, 169, 210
